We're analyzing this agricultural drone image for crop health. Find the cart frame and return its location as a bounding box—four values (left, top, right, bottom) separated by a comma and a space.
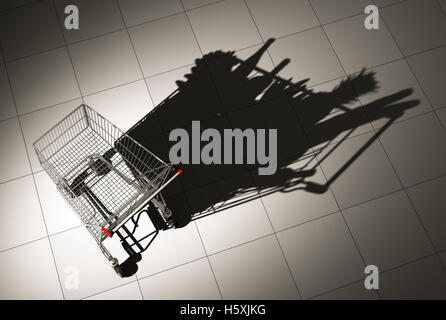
34, 104, 181, 276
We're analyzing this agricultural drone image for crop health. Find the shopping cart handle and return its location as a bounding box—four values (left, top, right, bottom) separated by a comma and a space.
174, 165, 183, 175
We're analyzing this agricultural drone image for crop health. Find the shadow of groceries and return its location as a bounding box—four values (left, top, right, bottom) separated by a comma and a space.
124, 38, 419, 227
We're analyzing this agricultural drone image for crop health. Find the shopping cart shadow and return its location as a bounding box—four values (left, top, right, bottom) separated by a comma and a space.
125, 38, 419, 240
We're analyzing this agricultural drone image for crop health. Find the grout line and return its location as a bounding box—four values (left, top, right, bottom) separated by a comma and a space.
306, 0, 384, 299
192, 222, 225, 300
51, 0, 84, 102
181, 0, 303, 299
373, 1, 446, 271
174, 0, 226, 300
117, 0, 226, 30
241, 0, 310, 300
80, 278, 141, 300
135, 234, 278, 285
113, 0, 161, 295
257, 195, 304, 300
0, 42, 66, 300
134, 273, 145, 300
375, 1, 446, 133
1, 0, 444, 299
80, 241, 445, 301
0, 0, 226, 66
0, 0, 420, 67
0, 171, 41, 186
436, 0, 446, 16
307, 278, 373, 300
136, 255, 207, 282
3, 169, 445, 258
2, 41, 444, 127
0, 236, 49, 255
0, 223, 85, 255
0, 0, 43, 14
83, 231, 445, 301
307, 249, 441, 300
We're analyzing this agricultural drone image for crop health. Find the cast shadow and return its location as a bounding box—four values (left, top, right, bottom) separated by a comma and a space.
124, 38, 419, 227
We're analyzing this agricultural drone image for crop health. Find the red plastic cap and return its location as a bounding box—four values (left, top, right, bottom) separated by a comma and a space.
102, 227, 112, 238
177, 169, 183, 175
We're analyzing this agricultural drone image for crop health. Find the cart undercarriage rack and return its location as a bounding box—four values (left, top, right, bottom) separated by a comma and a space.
34, 104, 181, 277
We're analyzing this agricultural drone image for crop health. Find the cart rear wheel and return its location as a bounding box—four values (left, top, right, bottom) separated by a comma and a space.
113, 254, 141, 278
113, 265, 124, 278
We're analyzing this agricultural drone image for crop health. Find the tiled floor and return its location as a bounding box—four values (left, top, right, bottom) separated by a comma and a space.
1, 0, 445, 300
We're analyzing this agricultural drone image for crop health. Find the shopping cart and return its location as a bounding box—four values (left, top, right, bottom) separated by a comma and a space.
34, 104, 182, 277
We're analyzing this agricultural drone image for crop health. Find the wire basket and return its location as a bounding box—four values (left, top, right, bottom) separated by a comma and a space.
34, 104, 179, 269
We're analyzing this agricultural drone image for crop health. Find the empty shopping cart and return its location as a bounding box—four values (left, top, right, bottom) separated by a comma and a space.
34, 104, 181, 277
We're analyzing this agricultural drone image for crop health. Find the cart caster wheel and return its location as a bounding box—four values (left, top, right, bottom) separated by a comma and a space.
113, 254, 141, 278
113, 265, 124, 278
163, 209, 172, 219
110, 258, 119, 267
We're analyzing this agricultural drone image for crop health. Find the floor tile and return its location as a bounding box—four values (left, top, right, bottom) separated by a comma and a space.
0, 238, 63, 299
324, 14, 402, 74
34, 171, 82, 236
0, 0, 444, 300
344, 191, 433, 271
374, 0, 404, 6
0, 118, 31, 183
312, 281, 379, 300
407, 176, 446, 251
50, 227, 136, 300
380, 113, 446, 186
146, 65, 194, 106
129, 13, 201, 77
235, 43, 274, 74
0, 176, 47, 251
201, 49, 282, 112
196, 195, 273, 254
0, 64, 16, 121
85, 281, 142, 300
210, 235, 299, 299
145, 40, 269, 109
318, 131, 401, 209
84, 80, 153, 131
258, 158, 339, 232
118, 0, 183, 27
303, 76, 374, 143
0, 0, 40, 11
380, 255, 446, 299
55, 0, 124, 43
139, 258, 221, 300
136, 223, 206, 278
277, 213, 365, 299
69, 30, 141, 95
187, 0, 262, 53
437, 108, 446, 127
20, 99, 82, 173
310, 0, 371, 24
246, 0, 319, 39
441, 251, 446, 267
381, 0, 446, 56
268, 27, 345, 87
182, 0, 222, 10
356, 60, 432, 129
0, 0, 64, 61
224, 96, 305, 167
7, 48, 80, 115
407, 46, 446, 109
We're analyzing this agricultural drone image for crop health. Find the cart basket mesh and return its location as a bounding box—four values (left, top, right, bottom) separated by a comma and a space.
33, 104, 175, 242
